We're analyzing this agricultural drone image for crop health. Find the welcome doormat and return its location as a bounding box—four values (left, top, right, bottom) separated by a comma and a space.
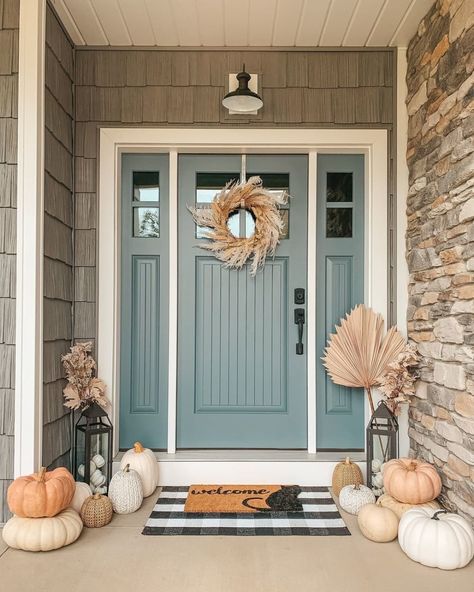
142, 486, 350, 536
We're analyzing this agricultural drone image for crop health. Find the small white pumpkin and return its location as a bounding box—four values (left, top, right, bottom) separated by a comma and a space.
92, 454, 105, 468
120, 442, 158, 497
371, 459, 382, 473
2, 508, 83, 552
339, 484, 376, 515
372, 472, 384, 488
357, 502, 399, 542
77, 461, 97, 478
109, 464, 143, 514
70, 482, 93, 513
90, 470, 106, 487
399, 508, 474, 570
94, 486, 107, 495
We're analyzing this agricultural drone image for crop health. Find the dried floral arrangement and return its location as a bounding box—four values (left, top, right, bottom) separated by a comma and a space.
322, 305, 406, 414
379, 344, 419, 414
62, 342, 109, 410
189, 176, 286, 276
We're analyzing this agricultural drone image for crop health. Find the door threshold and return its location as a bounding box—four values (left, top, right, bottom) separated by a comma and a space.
114, 449, 366, 463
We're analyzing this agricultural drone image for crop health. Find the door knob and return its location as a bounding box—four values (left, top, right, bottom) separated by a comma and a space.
294, 308, 305, 355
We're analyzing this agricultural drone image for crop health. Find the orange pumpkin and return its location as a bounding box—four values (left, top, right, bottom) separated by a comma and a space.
383, 458, 441, 504
7, 467, 75, 518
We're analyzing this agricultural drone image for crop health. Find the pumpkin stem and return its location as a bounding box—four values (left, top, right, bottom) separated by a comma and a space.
124, 463, 130, 473
35, 467, 47, 482
407, 461, 417, 472
345, 457, 350, 464
432, 510, 448, 521
133, 442, 144, 453
93, 493, 102, 500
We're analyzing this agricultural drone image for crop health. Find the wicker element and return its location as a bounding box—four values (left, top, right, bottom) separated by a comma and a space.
189, 176, 287, 276
108, 464, 143, 514
332, 457, 363, 496
80, 493, 113, 528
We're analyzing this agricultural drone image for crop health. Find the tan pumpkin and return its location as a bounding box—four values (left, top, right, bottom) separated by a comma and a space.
70, 482, 93, 514
2, 508, 83, 552
332, 457, 363, 496
377, 493, 440, 519
357, 501, 399, 542
81, 493, 113, 527
7, 467, 75, 518
383, 458, 441, 504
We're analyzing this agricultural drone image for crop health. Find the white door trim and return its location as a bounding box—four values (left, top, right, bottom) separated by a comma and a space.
14, 0, 46, 477
98, 127, 388, 456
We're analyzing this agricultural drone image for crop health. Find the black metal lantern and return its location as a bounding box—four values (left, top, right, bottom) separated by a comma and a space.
366, 401, 398, 488
74, 402, 113, 494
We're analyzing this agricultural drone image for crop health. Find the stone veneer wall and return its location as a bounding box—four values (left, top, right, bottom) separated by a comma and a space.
406, 0, 474, 524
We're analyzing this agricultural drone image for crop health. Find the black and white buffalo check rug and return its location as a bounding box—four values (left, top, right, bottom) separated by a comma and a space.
142, 486, 350, 536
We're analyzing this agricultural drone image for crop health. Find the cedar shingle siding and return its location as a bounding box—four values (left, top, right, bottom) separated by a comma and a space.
42, 6, 74, 471
0, 0, 18, 524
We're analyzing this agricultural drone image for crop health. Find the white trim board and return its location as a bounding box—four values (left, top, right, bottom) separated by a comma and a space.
14, 0, 46, 477
98, 127, 388, 457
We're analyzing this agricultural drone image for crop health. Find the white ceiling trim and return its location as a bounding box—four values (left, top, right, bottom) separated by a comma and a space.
50, 0, 435, 47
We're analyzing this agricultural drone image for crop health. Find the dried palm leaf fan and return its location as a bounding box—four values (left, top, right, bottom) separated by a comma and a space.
322, 305, 406, 414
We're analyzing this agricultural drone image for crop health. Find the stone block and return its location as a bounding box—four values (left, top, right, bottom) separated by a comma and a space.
436, 420, 463, 442
434, 361, 466, 389
448, 453, 471, 476
424, 436, 450, 462
453, 413, 474, 434
447, 441, 474, 464
433, 316, 464, 343
454, 392, 474, 417
459, 197, 474, 222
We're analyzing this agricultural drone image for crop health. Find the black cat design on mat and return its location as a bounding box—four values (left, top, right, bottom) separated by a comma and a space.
242, 485, 303, 512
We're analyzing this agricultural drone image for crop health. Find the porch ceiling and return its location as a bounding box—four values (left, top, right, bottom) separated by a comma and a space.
50, 0, 435, 48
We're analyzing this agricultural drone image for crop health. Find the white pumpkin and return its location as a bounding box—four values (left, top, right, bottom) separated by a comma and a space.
120, 442, 158, 497
371, 459, 382, 473
94, 486, 107, 495
399, 508, 474, 570
339, 484, 376, 515
92, 454, 105, 468
358, 502, 399, 542
372, 472, 384, 488
77, 461, 97, 478
2, 508, 83, 552
109, 464, 143, 514
70, 482, 93, 513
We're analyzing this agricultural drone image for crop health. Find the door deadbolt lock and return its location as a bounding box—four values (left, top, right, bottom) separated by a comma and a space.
294, 288, 305, 305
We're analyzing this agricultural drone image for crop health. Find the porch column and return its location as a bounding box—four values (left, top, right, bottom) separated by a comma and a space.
14, 0, 46, 476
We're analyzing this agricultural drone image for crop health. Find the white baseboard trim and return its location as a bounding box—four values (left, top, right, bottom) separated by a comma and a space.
112, 456, 367, 486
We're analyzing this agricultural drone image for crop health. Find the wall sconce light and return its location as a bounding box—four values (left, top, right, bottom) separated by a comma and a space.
222, 65, 263, 115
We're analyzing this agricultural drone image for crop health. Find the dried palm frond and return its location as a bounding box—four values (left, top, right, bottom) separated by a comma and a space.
322, 305, 406, 413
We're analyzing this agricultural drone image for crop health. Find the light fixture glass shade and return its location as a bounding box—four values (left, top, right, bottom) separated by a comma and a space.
222, 68, 263, 114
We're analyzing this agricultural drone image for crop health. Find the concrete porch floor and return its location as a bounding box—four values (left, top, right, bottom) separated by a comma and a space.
1, 492, 473, 592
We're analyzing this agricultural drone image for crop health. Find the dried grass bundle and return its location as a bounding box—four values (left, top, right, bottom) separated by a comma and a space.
322, 305, 406, 413
189, 176, 286, 276
62, 342, 109, 410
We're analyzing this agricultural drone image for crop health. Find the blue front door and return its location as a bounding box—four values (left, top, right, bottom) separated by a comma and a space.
177, 155, 308, 448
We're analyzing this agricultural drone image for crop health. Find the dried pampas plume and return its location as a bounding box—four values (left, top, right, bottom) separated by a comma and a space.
189, 176, 287, 276
322, 305, 406, 413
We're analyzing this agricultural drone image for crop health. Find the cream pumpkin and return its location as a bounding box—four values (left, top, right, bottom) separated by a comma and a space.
399, 508, 474, 570
357, 502, 399, 542
120, 442, 158, 497
70, 482, 93, 514
2, 508, 83, 552
383, 458, 441, 504
377, 493, 440, 520
7, 467, 75, 518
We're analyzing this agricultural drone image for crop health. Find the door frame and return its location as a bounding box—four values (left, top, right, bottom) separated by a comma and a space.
97, 127, 388, 456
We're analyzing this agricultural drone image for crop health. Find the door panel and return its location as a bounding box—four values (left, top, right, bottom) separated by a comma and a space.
316, 154, 365, 450
178, 154, 308, 448
120, 154, 169, 449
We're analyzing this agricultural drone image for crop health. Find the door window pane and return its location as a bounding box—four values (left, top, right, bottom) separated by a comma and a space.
326, 208, 352, 238
133, 171, 160, 202
134, 207, 160, 237
248, 172, 290, 239
327, 172, 353, 202
195, 172, 239, 237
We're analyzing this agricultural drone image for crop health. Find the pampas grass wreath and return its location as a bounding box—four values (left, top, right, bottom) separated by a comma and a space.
189, 176, 287, 276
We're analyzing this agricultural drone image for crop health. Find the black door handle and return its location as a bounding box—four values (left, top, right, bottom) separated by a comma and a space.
294, 308, 305, 355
